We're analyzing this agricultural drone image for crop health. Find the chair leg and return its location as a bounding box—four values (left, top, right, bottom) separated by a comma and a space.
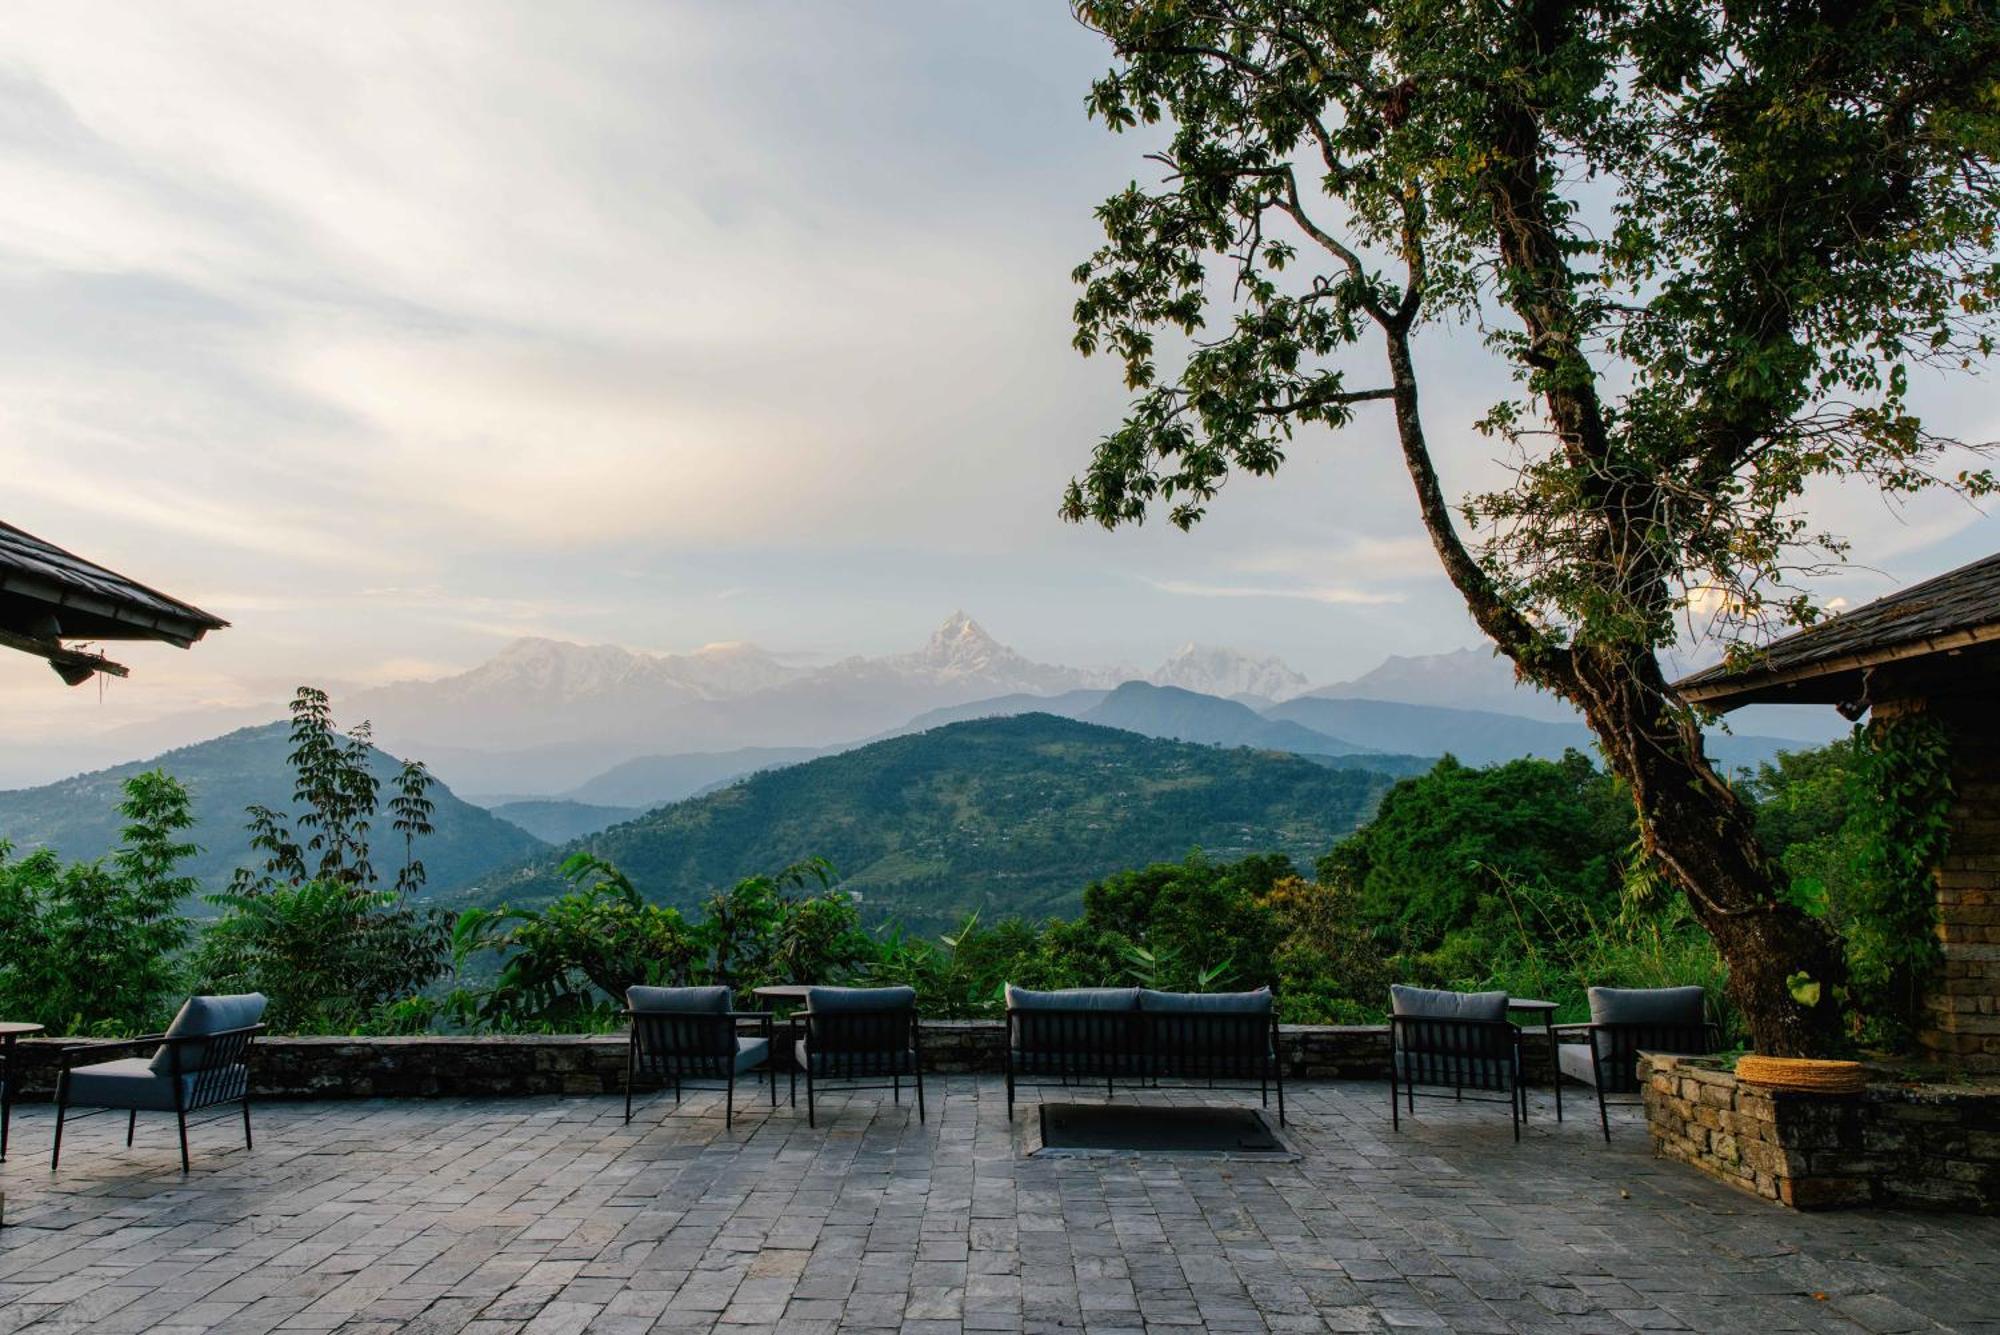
725, 1074, 735, 1130
242, 1098, 253, 1151
1389, 1068, 1400, 1132
1597, 1084, 1612, 1144
1512, 1085, 1521, 1142
805, 1071, 816, 1129
893, 1073, 900, 1104
915, 1069, 926, 1124
789, 1062, 797, 1108
1006, 1071, 1014, 1123
176, 1109, 191, 1174
1275, 1065, 1286, 1127
127, 1110, 137, 1147
50, 1086, 68, 1171
624, 1047, 635, 1125
768, 1065, 776, 1108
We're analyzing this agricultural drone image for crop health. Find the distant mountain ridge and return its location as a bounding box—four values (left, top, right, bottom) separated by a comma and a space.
0, 722, 546, 901
450, 713, 1400, 935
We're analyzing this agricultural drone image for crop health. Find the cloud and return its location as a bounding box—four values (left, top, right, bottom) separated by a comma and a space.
1141, 577, 1405, 607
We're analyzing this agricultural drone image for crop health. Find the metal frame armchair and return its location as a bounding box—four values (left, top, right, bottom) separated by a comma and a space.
1387, 985, 1524, 1140
623, 986, 775, 1129
790, 986, 922, 1128
51, 993, 267, 1173
1555, 986, 1720, 1142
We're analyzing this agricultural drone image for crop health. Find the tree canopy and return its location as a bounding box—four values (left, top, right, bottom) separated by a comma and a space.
1063, 0, 1999, 1053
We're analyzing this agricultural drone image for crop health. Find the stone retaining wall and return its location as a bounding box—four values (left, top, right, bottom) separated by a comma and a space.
1644, 1053, 2000, 1212
4, 1022, 1449, 1101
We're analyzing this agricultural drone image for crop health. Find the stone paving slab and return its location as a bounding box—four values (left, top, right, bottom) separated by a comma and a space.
1, 1079, 1996, 1333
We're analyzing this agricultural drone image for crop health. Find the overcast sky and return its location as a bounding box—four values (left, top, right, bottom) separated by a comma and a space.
4, 1, 1997, 747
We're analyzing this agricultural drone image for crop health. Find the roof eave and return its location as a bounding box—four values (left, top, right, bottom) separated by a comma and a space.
1677, 620, 2000, 709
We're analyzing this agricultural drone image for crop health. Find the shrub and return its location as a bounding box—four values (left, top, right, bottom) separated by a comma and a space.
0, 770, 195, 1035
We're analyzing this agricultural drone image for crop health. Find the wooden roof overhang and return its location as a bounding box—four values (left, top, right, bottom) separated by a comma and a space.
1675, 552, 2000, 714
0, 519, 228, 684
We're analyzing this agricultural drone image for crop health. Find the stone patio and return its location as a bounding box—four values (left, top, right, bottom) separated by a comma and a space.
1, 1078, 1995, 1334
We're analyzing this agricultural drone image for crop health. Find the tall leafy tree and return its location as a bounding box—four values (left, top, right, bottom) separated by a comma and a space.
200, 686, 450, 1032
1064, 0, 1999, 1053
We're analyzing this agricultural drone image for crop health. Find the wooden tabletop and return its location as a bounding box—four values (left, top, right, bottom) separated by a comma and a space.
0, 1022, 46, 1038
750, 985, 812, 1002
1506, 998, 1558, 1013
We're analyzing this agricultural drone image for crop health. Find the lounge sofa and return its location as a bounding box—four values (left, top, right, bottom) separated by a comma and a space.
1003, 985, 1283, 1123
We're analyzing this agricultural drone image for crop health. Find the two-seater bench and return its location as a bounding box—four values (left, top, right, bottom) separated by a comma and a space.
1003, 985, 1283, 1124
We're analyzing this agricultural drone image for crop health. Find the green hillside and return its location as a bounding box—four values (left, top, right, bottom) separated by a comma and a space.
450, 713, 1399, 934
0, 722, 547, 906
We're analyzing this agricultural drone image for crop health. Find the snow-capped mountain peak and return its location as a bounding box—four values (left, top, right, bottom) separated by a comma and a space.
1150, 642, 1311, 702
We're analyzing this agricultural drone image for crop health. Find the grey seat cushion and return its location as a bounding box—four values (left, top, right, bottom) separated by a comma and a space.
795, 1038, 915, 1077
150, 993, 267, 1075
1138, 987, 1272, 1014
1390, 985, 1508, 1023
733, 1037, 770, 1075
1006, 986, 1139, 1012
70, 1057, 244, 1111
1586, 986, 1705, 1027
627, 985, 732, 1013
806, 985, 916, 1014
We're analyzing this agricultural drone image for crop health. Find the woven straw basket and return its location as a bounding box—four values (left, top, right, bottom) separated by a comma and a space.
1734, 1055, 1867, 1094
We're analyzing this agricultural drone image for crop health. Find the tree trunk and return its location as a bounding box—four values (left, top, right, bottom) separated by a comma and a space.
1566, 645, 1847, 1056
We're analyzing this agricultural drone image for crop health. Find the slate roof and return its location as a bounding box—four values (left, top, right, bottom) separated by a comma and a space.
1676, 551, 2000, 708
0, 519, 227, 646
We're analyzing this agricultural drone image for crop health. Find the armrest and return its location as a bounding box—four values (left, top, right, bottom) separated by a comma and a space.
59, 1032, 169, 1066
1550, 1023, 1591, 1038
726, 1010, 775, 1020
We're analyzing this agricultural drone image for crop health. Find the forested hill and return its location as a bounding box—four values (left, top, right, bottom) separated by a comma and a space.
0, 722, 547, 902
449, 713, 1400, 934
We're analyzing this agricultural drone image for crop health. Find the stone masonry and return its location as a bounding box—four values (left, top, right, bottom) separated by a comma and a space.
1644, 1053, 2000, 1213
1925, 696, 2000, 1070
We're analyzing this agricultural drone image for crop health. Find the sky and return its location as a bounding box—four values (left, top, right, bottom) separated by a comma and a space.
4, 1, 1998, 752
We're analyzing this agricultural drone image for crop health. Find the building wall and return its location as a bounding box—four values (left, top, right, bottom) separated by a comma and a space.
1919, 697, 2000, 1070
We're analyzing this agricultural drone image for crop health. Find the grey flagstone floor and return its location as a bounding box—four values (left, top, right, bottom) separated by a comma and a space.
0, 1076, 1994, 1334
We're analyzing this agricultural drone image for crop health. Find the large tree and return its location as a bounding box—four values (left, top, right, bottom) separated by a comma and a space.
1063, 0, 1999, 1053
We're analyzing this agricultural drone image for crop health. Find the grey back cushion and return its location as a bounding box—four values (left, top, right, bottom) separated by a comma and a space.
627, 985, 732, 1014
1588, 986, 1705, 1027
1006, 985, 1139, 1012
1389, 985, 1508, 1023
806, 985, 916, 1014
149, 993, 267, 1074
1138, 987, 1272, 1014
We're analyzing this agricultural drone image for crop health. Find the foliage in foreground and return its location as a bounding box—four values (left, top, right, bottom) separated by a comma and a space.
3, 703, 1960, 1054
0, 769, 196, 1034
189, 688, 451, 1034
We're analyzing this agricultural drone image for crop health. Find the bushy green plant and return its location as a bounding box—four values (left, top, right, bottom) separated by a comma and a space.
0, 770, 195, 1035
192, 687, 449, 1033
451, 852, 701, 1031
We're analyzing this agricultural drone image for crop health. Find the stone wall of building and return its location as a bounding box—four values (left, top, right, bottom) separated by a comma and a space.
4, 1022, 1440, 1101
1644, 1054, 2000, 1212
1925, 698, 2000, 1071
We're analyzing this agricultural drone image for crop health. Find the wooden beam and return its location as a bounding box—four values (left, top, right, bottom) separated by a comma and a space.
0, 627, 130, 682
